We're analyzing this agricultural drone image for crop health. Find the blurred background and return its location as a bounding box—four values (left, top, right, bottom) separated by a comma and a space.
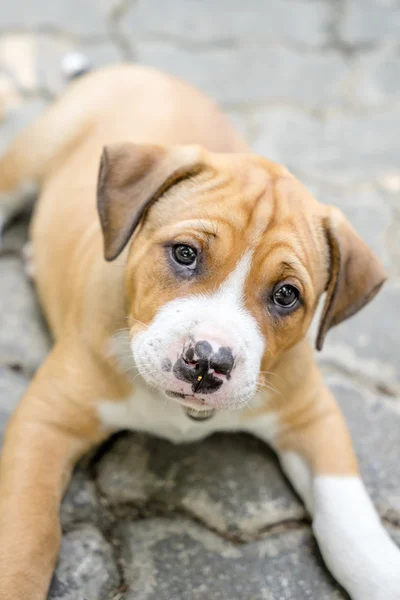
0, 1, 399, 599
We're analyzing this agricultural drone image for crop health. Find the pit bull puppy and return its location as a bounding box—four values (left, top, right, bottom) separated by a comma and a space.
0, 64, 398, 600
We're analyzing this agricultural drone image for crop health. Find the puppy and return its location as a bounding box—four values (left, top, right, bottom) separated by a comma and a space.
0, 64, 398, 600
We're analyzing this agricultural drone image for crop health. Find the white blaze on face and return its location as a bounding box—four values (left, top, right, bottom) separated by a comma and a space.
132, 252, 265, 410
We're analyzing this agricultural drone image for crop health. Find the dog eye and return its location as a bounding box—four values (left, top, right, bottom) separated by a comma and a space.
172, 244, 197, 267
273, 284, 300, 309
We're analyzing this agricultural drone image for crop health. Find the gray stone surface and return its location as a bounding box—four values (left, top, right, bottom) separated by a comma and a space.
96, 433, 306, 540
48, 526, 119, 600
61, 469, 101, 531
352, 46, 400, 108
339, 0, 400, 46
0, 256, 50, 372
117, 517, 344, 600
122, 0, 334, 48
0, 1, 400, 599
0, 0, 112, 37
135, 43, 349, 108
302, 180, 394, 269
2, 214, 30, 251
0, 366, 30, 443
253, 107, 400, 185
321, 280, 400, 392
0, 97, 48, 155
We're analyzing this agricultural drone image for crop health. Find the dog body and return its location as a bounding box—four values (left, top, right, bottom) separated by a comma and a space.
0, 64, 399, 599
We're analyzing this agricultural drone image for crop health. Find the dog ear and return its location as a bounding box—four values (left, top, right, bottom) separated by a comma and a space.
97, 142, 204, 261
316, 207, 386, 351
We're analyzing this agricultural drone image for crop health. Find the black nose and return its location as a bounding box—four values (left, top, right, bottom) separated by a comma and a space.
209, 346, 235, 376
173, 340, 235, 394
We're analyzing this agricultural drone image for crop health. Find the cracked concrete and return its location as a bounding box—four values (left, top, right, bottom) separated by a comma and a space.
0, 1, 399, 598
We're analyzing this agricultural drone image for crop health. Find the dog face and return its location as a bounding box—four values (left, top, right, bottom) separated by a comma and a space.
97, 143, 385, 415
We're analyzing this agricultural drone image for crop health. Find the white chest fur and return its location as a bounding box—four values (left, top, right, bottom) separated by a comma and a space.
98, 376, 278, 444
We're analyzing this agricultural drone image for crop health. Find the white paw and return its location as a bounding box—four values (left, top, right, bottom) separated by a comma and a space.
313, 477, 400, 600
351, 545, 400, 600
371, 567, 400, 600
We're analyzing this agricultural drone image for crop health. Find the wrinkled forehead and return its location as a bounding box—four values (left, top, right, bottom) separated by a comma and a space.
132, 156, 327, 302
148, 156, 322, 249
141, 154, 273, 235
251, 175, 326, 282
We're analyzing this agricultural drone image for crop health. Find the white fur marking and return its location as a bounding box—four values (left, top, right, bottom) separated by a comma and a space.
280, 451, 313, 513
243, 410, 282, 450
313, 476, 400, 599
132, 250, 265, 411
217, 251, 253, 302
98, 377, 270, 444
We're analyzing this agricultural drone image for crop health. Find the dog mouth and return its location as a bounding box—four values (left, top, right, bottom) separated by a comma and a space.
165, 390, 216, 421
184, 407, 215, 421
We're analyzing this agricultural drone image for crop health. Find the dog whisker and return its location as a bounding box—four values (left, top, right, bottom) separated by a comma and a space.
130, 317, 149, 329
256, 381, 284, 400
258, 370, 284, 382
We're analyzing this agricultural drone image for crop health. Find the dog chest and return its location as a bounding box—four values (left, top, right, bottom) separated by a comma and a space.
97, 379, 247, 444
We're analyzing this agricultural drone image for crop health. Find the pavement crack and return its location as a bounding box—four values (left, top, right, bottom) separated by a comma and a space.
90, 492, 310, 546
109, 0, 134, 22
111, 584, 129, 600
133, 33, 343, 55
107, 0, 136, 60
258, 517, 310, 536
382, 515, 400, 530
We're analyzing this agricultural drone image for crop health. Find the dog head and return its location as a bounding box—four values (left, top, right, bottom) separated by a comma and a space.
97, 143, 385, 414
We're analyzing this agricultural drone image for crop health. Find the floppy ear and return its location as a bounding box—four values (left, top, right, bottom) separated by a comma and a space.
97, 142, 204, 261
316, 207, 386, 351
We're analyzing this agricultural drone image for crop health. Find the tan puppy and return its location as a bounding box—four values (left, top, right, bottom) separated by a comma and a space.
0, 64, 399, 600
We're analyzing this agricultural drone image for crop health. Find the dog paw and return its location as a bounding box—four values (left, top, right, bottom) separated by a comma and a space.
354, 555, 400, 600
375, 573, 400, 600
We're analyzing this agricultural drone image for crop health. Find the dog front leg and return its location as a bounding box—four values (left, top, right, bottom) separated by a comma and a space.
249, 385, 400, 600
0, 344, 106, 600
